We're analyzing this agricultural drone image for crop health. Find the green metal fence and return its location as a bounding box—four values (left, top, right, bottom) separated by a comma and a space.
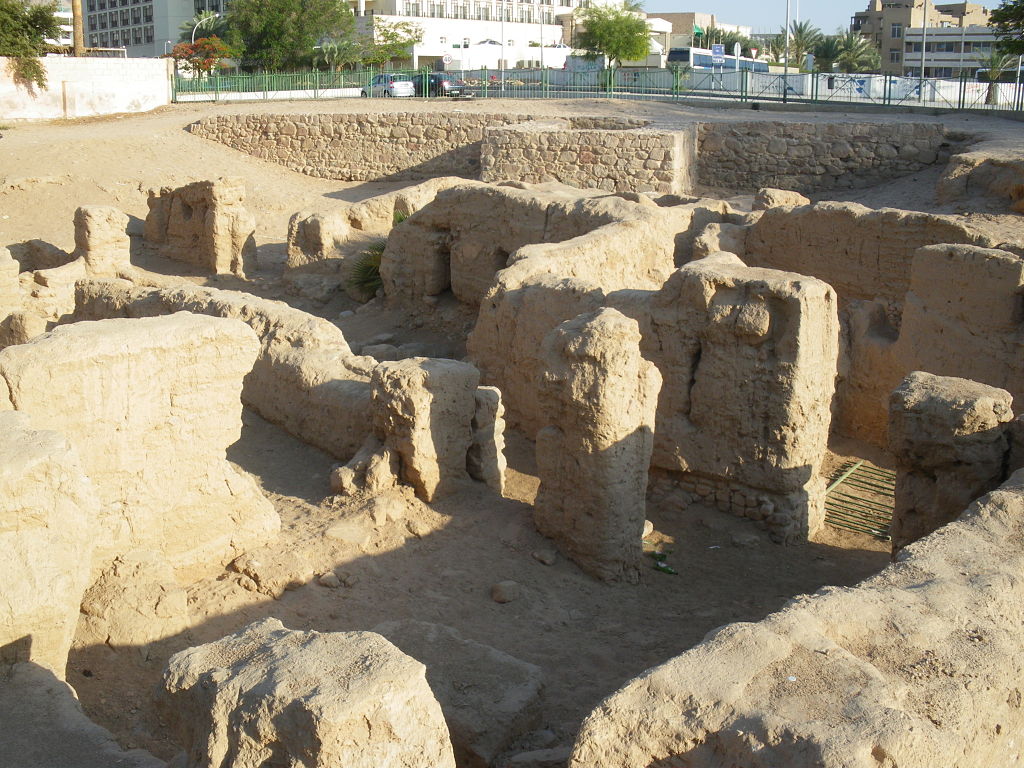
172, 68, 1024, 114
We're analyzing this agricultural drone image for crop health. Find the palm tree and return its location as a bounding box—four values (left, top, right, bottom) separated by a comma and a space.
813, 36, 843, 72
834, 32, 879, 73
976, 51, 1017, 105
177, 10, 229, 43
783, 20, 822, 70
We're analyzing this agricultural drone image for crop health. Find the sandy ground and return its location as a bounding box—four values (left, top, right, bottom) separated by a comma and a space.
3, 98, 1023, 763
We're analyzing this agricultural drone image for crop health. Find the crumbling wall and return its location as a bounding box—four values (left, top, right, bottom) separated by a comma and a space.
570, 469, 1024, 768
163, 618, 456, 768
535, 309, 661, 583
698, 121, 946, 192
144, 178, 256, 277
839, 243, 1024, 446
938, 138, 1024, 213
74, 279, 376, 460
743, 202, 999, 306
0, 412, 98, 678
481, 120, 695, 195
889, 372, 1014, 554
0, 313, 279, 577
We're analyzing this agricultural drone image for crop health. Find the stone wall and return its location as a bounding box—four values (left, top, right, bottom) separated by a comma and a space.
188, 113, 530, 182
74, 280, 376, 461
570, 468, 1024, 768
698, 121, 947, 192
481, 120, 695, 194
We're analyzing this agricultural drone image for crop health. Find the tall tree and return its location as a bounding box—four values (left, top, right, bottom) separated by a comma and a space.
834, 31, 879, 73
0, 0, 60, 89
359, 19, 422, 69
226, 0, 354, 70
976, 51, 1017, 104
989, 0, 1024, 55
573, 1, 650, 68
784, 19, 822, 70
178, 10, 230, 44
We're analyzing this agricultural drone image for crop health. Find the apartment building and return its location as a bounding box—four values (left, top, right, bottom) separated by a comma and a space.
84, 0, 222, 57
851, 0, 991, 75
653, 11, 752, 49
902, 23, 1002, 77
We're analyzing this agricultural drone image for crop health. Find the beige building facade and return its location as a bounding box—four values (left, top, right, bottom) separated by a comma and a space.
851, 1, 992, 75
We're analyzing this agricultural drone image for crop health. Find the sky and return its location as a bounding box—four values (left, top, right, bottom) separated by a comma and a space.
640, 1, 867, 36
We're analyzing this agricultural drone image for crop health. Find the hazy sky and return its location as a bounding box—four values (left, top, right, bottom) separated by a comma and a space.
640, 1, 866, 35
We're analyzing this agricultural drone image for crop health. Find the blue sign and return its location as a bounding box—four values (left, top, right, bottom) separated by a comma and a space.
711, 43, 725, 65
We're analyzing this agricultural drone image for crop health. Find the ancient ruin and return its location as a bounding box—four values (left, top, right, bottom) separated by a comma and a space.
3, 100, 1024, 768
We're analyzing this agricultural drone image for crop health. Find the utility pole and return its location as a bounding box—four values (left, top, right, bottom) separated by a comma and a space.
918, 0, 930, 102
72, 0, 85, 55
783, 0, 791, 103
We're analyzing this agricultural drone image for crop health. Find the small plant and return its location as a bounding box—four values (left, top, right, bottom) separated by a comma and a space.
392, 209, 409, 226
348, 239, 386, 296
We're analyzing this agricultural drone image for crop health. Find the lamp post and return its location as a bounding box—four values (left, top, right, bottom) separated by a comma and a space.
192, 12, 220, 44
783, 0, 791, 103
918, 0, 929, 102
500, 4, 505, 92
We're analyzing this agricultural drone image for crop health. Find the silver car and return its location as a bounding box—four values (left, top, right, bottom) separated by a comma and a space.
361, 74, 415, 98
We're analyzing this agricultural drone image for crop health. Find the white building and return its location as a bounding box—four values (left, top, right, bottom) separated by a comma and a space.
902, 24, 1003, 78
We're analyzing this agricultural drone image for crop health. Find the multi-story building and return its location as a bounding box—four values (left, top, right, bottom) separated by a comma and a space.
902, 23, 1001, 77
26, 0, 73, 46
350, 0, 585, 69
653, 11, 752, 50
84, 0, 222, 57
850, 1, 991, 76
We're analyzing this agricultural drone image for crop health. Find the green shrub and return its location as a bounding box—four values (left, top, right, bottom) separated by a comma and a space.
348, 239, 385, 295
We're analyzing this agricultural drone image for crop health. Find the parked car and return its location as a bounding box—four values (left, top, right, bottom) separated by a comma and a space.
411, 73, 471, 98
361, 74, 415, 97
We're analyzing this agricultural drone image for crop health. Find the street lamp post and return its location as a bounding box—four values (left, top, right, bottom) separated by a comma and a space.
192, 12, 220, 44
500, 6, 505, 92
783, 0, 791, 103
918, 0, 930, 102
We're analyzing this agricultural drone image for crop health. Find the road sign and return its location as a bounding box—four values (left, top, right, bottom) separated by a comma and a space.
442, 54, 453, 64
711, 44, 725, 66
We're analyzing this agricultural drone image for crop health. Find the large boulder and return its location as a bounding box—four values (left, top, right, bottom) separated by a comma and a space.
163, 618, 455, 768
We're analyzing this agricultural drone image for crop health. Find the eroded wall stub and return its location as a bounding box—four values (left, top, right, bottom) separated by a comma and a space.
629, 252, 839, 542
144, 178, 256, 278
888, 371, 1014, 555
535, 308, 661, 584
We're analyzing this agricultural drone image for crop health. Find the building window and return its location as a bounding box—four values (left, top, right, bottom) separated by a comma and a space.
143, 5, 151, 21
89, 32, 97, 45
88, 15, 96, 29
108, 10, 116, 25
99, 31, 108, 44
87, 0, 95, 10
905, 41, 921, 52
121, 9, 129, 24
144, 24, 153, 42
131, 7, 140, 22
889, 48, 901, 62
891, 23, 902, 38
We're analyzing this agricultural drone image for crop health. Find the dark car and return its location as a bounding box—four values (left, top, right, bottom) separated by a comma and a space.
412, 73, 471, 98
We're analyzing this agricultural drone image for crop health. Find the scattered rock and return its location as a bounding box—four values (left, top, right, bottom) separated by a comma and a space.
230, 548, 315, 599
531, 549, 557, 566
501, 746, 573, 768
318, 571, 342, 588
362, 343, 401, 361
325, 517, 374, 549
642, 520, 654, 538
730, 531, 761, 548
491, 581, 523, 604
407, 519, 432, 538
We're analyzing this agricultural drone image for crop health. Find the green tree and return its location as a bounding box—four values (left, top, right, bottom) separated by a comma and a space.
784, 19, 822, 70
976, 50, 1017, 104
833, 31, 879, 73
359, 19, 422, 69
989, 0, 1024, 55
314, 38, 363, 71
177, 10, 230, 44
226, 0, 354, 70
812, 35, 843, 71
573, 1, 650, 68
0, 0, 60, 89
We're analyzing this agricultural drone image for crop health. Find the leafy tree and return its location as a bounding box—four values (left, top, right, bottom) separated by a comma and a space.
573, 1, 650, 68
989, 0, 1024, 55
359, 19, 422, 69
0, 0, 60, 89
226, 0, 354, 70
170, 36, 235, 76
812, 35, 843, 71
314, 38, 363, 71
976, 50, 1017, 103
177, 10, 230, 44
699, 26, 756, 57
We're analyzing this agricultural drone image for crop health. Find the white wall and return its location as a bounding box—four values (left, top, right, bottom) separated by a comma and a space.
0, 56, 171, 120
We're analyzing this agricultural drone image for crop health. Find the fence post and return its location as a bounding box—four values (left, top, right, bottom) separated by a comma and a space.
740, 68, 748, 102
883, 74, 890, 106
